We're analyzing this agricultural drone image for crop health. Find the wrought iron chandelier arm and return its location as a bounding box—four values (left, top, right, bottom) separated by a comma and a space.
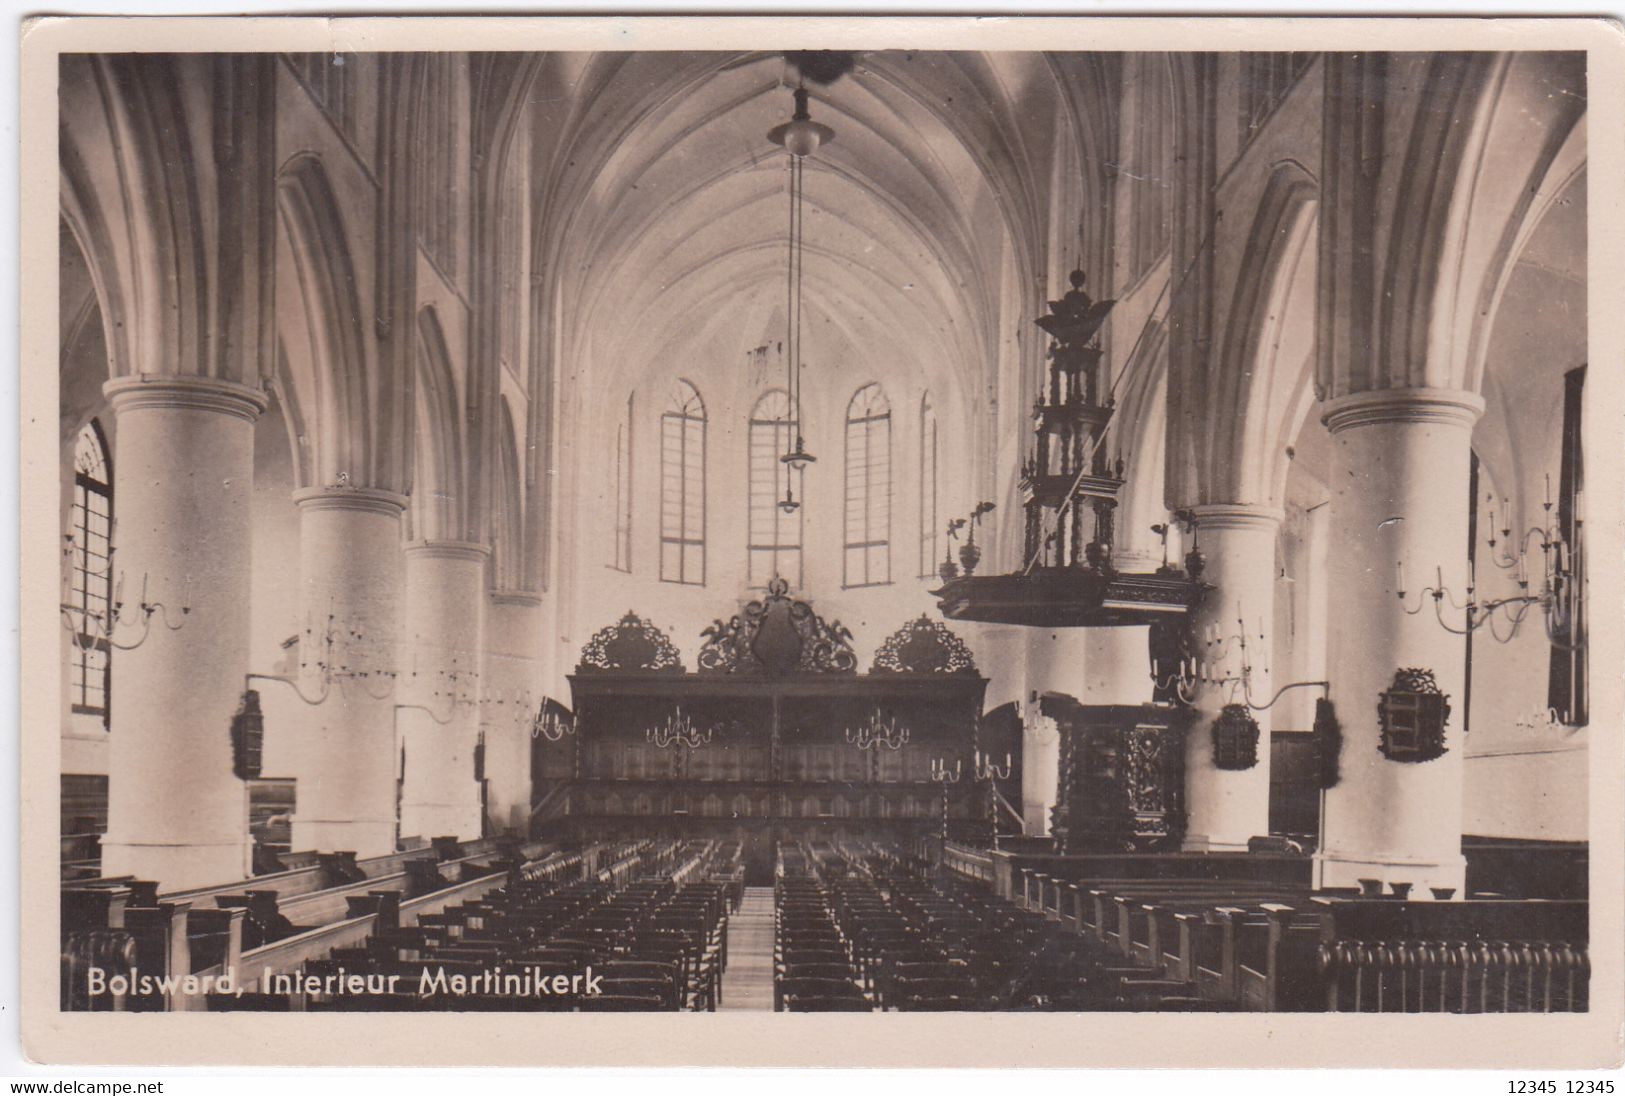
104, 609, 156, 651
1396, 583, 1441, 616
1430, 594, 1472, 636
342, 671, 398, 702
60, 607, 109, 649
1239, 679, 1331, 713
247, 670, 332, 707
148, 599, 190, 631
396, 700, 456, 726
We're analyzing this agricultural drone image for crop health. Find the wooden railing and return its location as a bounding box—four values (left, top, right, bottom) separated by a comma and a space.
232, 870, 510, 991
1318, 939, 1588, 1012
1009, 871, 1591, 1015
162, 837, 499, 907
1315, 898, 1588, 1013
942, 842, 994, 884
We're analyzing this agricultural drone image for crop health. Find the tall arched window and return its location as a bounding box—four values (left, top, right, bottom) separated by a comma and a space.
844, 383, 892, 587
748, 389, 803, 588
69, 421, 112, 725
611, 394, 633, 573
918, 392, 938, 578
660, 380, 706, 585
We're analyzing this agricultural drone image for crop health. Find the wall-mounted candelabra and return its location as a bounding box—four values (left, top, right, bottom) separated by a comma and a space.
972, 749, 1018, 851
60, 532, 190, 652
244, 609, 401, 708
646, 705, 714, 749
1151, 603, 1327, 712
845, 708, 909, 751
531, 698, 576, 742
1399, 479, 1582, 646
395, 651, 483, 724
973, 749, 1012, 781
929, 756, 962, 843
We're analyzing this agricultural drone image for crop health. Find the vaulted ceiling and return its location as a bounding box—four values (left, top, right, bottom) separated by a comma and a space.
523, 51, 1116, 418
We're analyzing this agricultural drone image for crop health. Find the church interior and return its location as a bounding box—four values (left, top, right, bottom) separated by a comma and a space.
57, 49, 1590, 1014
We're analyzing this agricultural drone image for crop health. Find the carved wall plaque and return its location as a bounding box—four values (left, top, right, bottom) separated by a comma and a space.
1378, 667, 1451, 763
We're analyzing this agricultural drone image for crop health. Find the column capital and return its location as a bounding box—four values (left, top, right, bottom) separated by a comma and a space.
404, 539, 491, 564
103, 374, 270, 423
292, 485, 408, 517
1321, 387, 1485, 435
1186, 503, 1284, 532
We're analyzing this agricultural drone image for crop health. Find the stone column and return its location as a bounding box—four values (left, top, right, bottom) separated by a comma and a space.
398, 541, 488, 841
1019, 629, 1075, 836
1018, 626, 1154, 837
1183, 504, 1281, 852
483, 591, 544, 835
1316, 389, 1483, 895
1020, 706, 1061, 836
101, 376, 267, 891
286, 487, 406, 858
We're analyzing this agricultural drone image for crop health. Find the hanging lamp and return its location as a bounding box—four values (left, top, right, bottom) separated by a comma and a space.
768, 86, 832, 512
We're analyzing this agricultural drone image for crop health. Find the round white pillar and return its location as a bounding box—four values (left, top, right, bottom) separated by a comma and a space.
1020, 708, 1061, 836
1317, 389, 1483, 896
484, 591, 543, 835
1019, 629, 1081, 835
287, 487, 406, 858
1182, 504, 1281, 852
1079, 627, 1155, 707
1018, 626, 1153, 836
101, 376, 268, 891
398, 541, 488, 842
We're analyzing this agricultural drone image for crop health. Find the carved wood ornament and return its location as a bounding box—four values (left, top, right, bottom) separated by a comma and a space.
870, 614, 977, 675
697, 578, 857, 675
577, 611, 685, 673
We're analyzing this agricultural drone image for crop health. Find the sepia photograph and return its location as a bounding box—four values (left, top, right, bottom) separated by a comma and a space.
17, 12, 1624, 1070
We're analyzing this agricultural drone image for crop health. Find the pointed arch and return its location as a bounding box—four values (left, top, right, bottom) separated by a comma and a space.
844, 382, 892, 588
1210, 160, 1320, 506
411, 306, 464, 542
660, 378, 706, 586
747, 387, 802, 588
68, 420, 113, 724
276, 152, 370, 488
58, 137, 129, 380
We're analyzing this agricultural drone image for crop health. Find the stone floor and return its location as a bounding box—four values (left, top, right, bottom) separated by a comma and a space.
718, 886, 775, 1010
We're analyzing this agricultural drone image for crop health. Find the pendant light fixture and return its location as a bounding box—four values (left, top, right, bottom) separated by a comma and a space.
769, 85, 832, 513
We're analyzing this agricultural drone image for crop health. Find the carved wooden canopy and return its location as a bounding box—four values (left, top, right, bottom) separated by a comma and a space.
577, 611, 685, 673
697, 578, 857, 676
870, 615, 977, 675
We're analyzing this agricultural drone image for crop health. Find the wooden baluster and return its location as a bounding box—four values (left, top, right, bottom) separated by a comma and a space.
1501, 942, 1519, 1012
